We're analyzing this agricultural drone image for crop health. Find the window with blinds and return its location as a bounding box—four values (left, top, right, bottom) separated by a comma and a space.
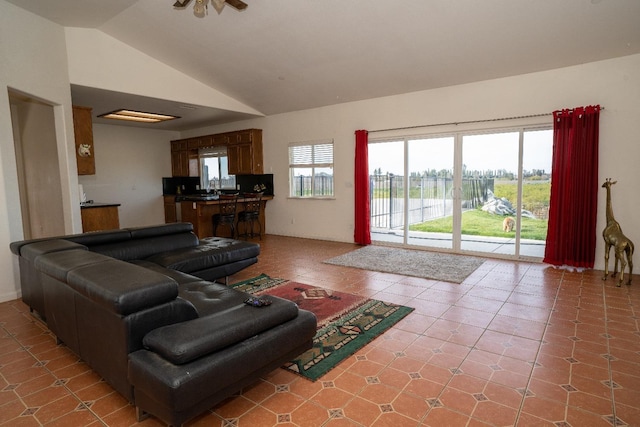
288, 140, 334, 198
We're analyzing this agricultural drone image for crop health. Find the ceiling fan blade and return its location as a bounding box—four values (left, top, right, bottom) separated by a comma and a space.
225, 0, 248, 10
173, 0, 193, 8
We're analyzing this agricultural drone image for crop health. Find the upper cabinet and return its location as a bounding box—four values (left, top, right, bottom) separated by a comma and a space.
227, 143, 253, 175
227, 129, 263, 175
170, 129, 263, 177
72, 106, 96, 175
170, 140, 199, 177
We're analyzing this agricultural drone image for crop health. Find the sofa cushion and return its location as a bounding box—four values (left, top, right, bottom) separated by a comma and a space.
130, 260, 203, 286
34, 249, 111, 282
67, 259, 179, 315
19, 239, 87, 261
144, 237, 259, 273
143, 296, 299, 365
178, 281, 249, 315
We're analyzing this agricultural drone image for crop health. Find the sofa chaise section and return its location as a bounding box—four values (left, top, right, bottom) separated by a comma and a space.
145, 236, 260, 283
129, 298, 317, 427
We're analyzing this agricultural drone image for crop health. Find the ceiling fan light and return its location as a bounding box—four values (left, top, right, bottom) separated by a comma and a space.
212, 0, 225, 14
174, 0, 246, 16
193, 0, 208, 17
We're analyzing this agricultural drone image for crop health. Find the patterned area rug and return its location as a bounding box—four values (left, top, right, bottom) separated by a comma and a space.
231, 274, 414, 381
324, 245, 486, 283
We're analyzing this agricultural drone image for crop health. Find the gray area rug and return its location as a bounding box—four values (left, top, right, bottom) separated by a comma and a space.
324, 245, 485, 283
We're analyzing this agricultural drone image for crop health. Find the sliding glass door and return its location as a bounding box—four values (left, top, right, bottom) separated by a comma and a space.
368, 136, 455, 249
520, 129, 553, 257
407, 137, 455, 249
369, 140, 404, 244
459, 129, 552, 258
369, 126, 552, 260
460, 131, 520, 255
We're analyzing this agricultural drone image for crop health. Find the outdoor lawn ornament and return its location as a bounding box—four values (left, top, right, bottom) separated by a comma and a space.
602, 178, 634, 286
502, 216, 515, 232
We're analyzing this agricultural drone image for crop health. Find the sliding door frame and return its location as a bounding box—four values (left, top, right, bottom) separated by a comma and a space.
369, 118, 552, 261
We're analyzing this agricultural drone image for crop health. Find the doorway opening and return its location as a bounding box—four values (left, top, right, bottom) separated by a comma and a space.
8, 90, 65, 239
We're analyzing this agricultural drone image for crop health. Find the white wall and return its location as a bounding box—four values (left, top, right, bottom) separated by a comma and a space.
78, 124, 178, 228
65, 28, 262, 117
184, 54, 640, 271
0, 1, 81, 302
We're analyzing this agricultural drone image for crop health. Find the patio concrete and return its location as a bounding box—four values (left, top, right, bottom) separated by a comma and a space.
371, 230, 545, 259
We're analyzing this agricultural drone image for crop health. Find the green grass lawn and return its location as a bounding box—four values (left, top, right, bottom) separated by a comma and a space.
408, 209, 548, 240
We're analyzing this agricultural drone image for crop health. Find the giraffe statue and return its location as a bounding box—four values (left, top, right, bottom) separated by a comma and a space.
602, 178, 634, 286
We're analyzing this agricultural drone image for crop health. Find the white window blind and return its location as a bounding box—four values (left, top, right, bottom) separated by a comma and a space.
289, 142, 333, 167
288, 140, 334, 198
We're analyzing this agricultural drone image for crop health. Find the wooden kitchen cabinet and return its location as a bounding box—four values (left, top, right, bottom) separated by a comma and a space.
199, 135, 214, 148
81, 204, 120, 232
171, 129, 263, 176
171, 150, 187, 177
213, 134, 230, 146
72, 106, 96, 175
227, 143, 254, 175
170, 141, 199, 177
237, 130, 253, 144
163, 195, 177, 223
227, 129, 263, 175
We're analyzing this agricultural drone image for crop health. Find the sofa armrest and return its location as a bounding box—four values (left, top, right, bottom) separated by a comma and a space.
143, 296, 299, 365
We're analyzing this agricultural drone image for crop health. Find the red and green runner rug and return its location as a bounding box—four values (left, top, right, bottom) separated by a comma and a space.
231, 274, 414, 381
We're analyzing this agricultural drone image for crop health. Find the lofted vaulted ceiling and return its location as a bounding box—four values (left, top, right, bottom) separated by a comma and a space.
6, 0, 640, 130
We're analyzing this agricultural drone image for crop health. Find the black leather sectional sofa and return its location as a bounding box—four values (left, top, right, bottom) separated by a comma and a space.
9, 223, 317, 426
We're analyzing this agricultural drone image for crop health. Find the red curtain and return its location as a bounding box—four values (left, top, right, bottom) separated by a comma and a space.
354, 130, 371, 245
543, 105, 600, 268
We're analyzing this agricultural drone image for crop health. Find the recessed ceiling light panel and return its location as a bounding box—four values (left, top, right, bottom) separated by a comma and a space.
98, 109, 180, 123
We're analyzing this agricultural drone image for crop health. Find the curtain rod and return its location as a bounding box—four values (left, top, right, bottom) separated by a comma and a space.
369, 107, 605, 134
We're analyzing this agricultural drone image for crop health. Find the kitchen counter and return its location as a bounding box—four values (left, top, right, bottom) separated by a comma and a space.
175, 194, 222, 202
80, 202, 121, 232
175, 195, 272, 239
80, 202, 121, 209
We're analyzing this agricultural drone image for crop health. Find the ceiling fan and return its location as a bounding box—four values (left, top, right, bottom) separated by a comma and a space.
173, 0, 247, 16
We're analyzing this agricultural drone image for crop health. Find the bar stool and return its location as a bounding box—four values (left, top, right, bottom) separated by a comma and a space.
212, 194, 238, 238
237, 193, 262, 239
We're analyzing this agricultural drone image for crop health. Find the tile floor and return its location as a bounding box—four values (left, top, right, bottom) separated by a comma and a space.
1, 235, 639, 426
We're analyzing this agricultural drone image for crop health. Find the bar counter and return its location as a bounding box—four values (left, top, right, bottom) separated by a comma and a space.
80, 202, 121, 232
179, 195, 272, 239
